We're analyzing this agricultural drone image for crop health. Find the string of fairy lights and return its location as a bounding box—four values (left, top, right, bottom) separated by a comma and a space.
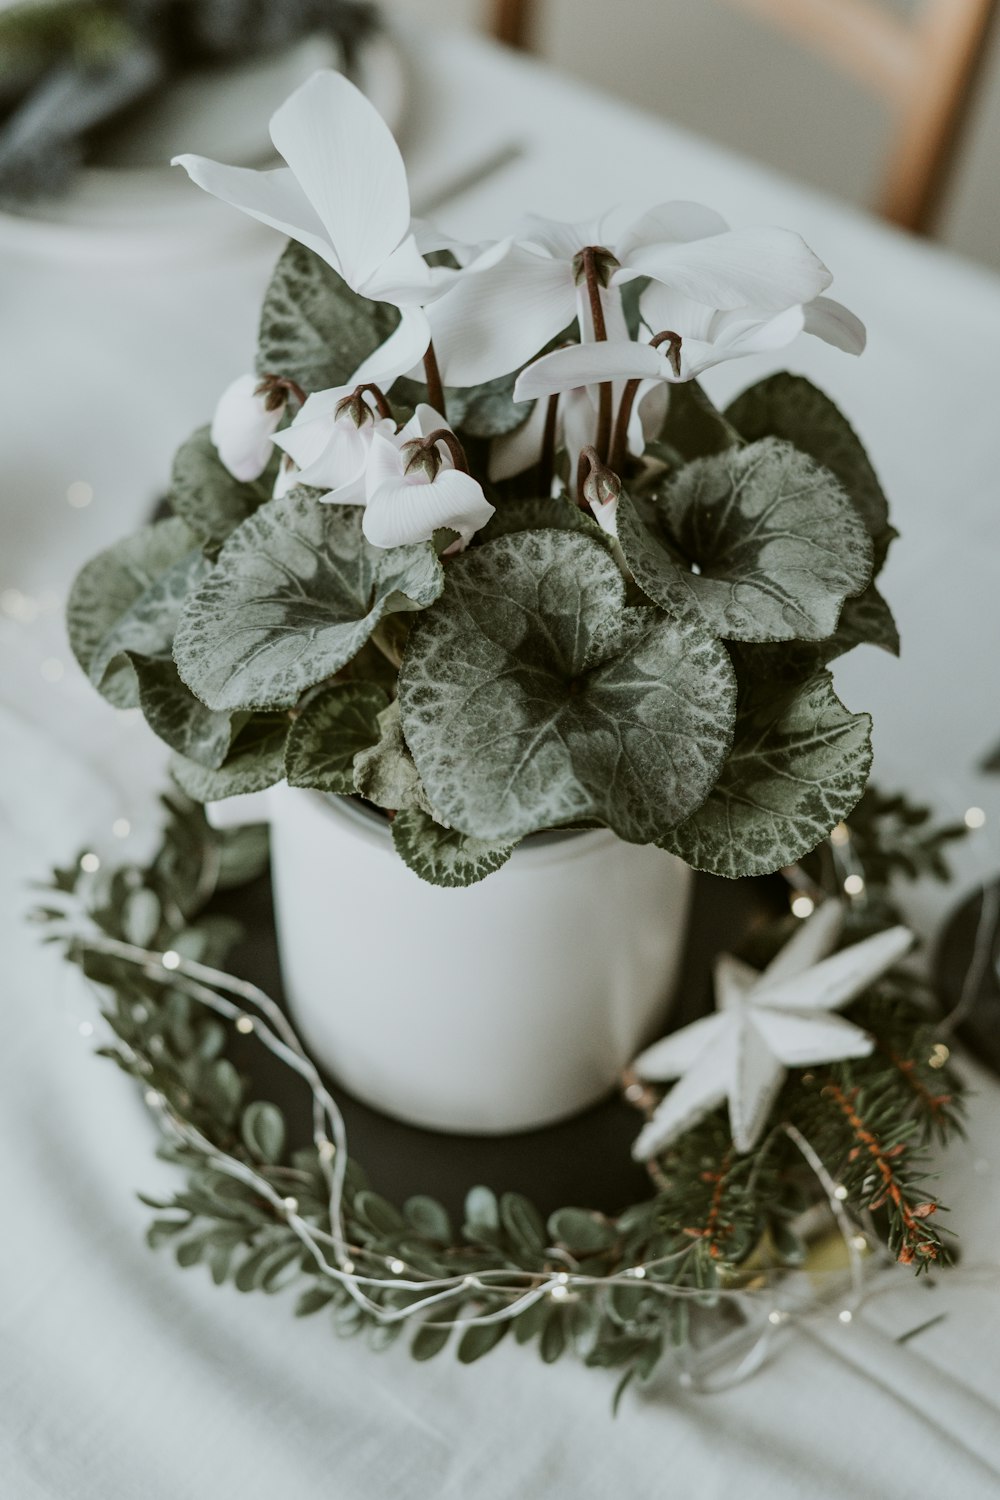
45, 866, 944, 1359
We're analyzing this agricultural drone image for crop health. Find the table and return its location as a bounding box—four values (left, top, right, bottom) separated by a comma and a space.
2, 24, 1000, 1499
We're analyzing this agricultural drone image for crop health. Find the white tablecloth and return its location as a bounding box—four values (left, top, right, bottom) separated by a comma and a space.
2, 26, 1000, 1499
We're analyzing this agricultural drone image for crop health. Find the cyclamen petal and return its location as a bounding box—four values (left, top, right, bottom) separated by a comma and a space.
211, 373, 282, 481
363, 469, 495, 549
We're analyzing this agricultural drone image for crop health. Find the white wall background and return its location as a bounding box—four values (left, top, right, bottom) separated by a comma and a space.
393, 0, 1000, 272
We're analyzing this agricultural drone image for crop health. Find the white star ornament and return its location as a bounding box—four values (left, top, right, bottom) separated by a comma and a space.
631, 903, 914, 1160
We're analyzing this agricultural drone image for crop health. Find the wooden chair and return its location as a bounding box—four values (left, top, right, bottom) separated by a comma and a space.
487, 0, 998, 234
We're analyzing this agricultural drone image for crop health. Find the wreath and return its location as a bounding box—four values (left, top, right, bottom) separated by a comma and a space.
38, 786, 967, 1407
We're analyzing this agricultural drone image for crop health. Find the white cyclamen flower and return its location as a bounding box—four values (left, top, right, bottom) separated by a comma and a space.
211, 373, 284, 481
362, 405, 495, 550
174, 71, 457, 384
272, 385, 395, 504
428, 201, 835, 386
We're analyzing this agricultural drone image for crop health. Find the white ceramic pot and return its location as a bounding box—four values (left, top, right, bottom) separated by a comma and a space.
267, 785, 693, 1135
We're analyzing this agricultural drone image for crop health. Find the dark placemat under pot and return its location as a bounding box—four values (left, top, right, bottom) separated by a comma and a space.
211, 869, 787, 1220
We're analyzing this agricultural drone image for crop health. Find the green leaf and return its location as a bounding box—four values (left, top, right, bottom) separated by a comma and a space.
499, 1192, 547, 1255
256, 241, 399, 394
174, 493, 443, 712
478, 492, 611, 548
171, 716, 289, 801
129, 652, 236, 768
457, 1321, 509, 1363
240, 1101, 286, 1165
391, 808, 516, 888
354, 1190, 406, 1237
547, 1207, 617, 1254
351, 698, 431, 812
660, 670, 872, 877
399, 530, 736, 843
67, 517, 205, 708
822, 581, 900, 660
725, 373, 892, 557
411, 1322, 452, 1361
540, 1306, 568, 1363
295, 1285, 337, 1317
619, 441, 873, 642
403, 1196, 453, 1244
463, 1186, 500, 1242
448, 374, 532, 438
169, 425, 277, 546
658, 378, 742, 461
285, 682, 389, 794
202, 1058, 242, 1125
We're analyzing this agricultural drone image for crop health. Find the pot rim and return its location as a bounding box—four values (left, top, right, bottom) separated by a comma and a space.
307, 789, 626, 868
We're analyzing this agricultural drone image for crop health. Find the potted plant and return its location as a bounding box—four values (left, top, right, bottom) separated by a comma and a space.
67, 70, 897, 1135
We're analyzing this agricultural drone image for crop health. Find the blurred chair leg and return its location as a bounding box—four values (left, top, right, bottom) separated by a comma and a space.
492, 0, 534, 50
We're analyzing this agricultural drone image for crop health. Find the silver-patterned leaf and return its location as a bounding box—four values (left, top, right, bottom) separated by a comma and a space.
256, 240, 399, 394
170, 717, 289, 801
398, 530, 736, 843
285, 682, 389, 794
619, 440, 873, 642
174, 492, 443, 712
67, 517, 206, 707
660, 671, 872, 877
169, 425, 277, 546
129, 652, 236, 768
725, 373, 892, 558
352, 699, 433, 812
391, 807, 516, 887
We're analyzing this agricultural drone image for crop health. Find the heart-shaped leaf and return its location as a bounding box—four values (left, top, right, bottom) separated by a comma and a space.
399, 530, 736, 843
619, 439, 873, 642
171, 717, 289, 801
67, 517, 206, 708
169, 425, 278, 546
285, 682, 389, 794
391, 807, 516, 887
352, 699, 433, 812
479, 494, 611, 548
129, 652, 236, 768
174, 492, 443, 712
256, 241, 399, 394
659, 670, 872, 877
658, 378, 742, 462
725, 373, 892, 559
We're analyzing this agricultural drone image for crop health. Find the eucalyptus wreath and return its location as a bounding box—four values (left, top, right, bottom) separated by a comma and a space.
39, 788, 965, 1405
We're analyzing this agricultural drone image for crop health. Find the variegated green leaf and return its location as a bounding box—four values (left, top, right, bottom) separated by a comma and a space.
391, 807, 516, 887
174, 493, 443, 712
285, 682, 389, 794
399, 530, 735, 843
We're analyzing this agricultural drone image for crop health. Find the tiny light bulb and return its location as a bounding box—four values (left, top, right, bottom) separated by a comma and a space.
161, 950, 181, 971
318, 1139, 335, 1161
341, 1259, 354, 1275
829, 823, 850, 847
78, 1020, 94, 1038
66, 481, 94, 508
767, 1309, 785, 1326
928, 1042, 950, 1069
631, 1265, 647, 1279
850, 1235, 867, 1252
843, 874, 865, 897
550, 1284, 568, 1300
80, 852, 100, 873
555, 1271, 570, 1285
388, 1258, 405, 1275
144, 1089, 161, 1107
964, 806, 986, 830
235, 1015, 255, 1034
790, 895, 815, 919
838, 1309, 853, 1324
112, 818, 131, 839
834, 1185, 849, 1201
282, 1197, 298, 1214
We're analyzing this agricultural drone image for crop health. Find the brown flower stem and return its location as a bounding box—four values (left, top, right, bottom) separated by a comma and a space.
538, 393, 560, 495
608, 329, 682, 475
580, 246, 612, 464
352, 383, 394, 421
423, 427, 471, 474
422, 340, 447, 419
